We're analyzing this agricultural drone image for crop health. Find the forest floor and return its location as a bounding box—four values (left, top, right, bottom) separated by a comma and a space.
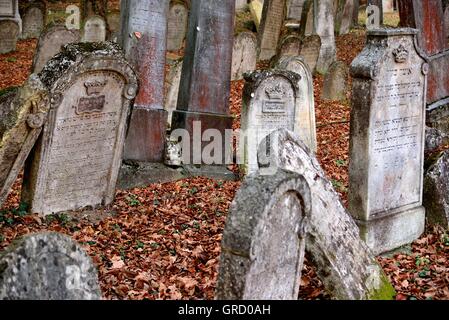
0, 25, 448, 300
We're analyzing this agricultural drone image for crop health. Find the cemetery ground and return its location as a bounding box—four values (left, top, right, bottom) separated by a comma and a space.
0, 29, 448, 301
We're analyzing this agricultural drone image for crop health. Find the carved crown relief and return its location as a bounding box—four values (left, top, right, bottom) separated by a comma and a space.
392, 44, 409, 63
265, 83, 286, 100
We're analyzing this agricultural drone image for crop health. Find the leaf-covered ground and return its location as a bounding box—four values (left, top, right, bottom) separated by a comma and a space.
0, 27, 448, 300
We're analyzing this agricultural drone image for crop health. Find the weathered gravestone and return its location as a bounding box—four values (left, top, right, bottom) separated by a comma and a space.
0, 0, 21, 32
0, 75, 48, 207
276, 56, 317, 151
277, 33, 301, 60
299, 0, 314, 37
383, 0, 394, 13
82, 15, 106, 42
299, 34, 321, 74
321, 60, 349, 101
236, 0, 248, 11
0, 232, 101, 300
0, 19, 19, 54
106, 12, 120, 42
22, 42, 138, 216
165, 59, 183, 126
241, 70, 306, 174
216, 170, 311, 300
249, 0, 263, 30
349, 29, 427, 254
231, 32, 257, 81
258, 0, 286, 60
286, 0, 305, 21
335, 0, 355, 35
120, 0, 169, 163
20, 2, 45, 39
32, 25, 80, 74
167, 3, 188, 52
315, 0, 337, 74
216, 129, 396, 300
423, 149, 449, 228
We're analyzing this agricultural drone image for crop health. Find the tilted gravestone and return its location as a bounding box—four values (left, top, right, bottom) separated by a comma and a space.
315, 0, 336, 74
258, 0, 286, 60
349, 29, 427, 254
276, 56, 317, 152
0, 75, 48, 207
255, 129, 395, 299
22, 42, 138, 216
167, 2, 188, 52
321, 60, 349, 101
335, 0, 355, 35
299, 0, 314, 37
120, 0, 169, 163
240, 70, 301, 174
20, 3, 45, 39
231, 32, 257, 81
0, 232, 101, 300
82, 15, 106, 42
0, 19, 19, 54
299, 34, 321, 74
216, 170, 311, 300
32, 25, 80, 74
165, 59, 183, 126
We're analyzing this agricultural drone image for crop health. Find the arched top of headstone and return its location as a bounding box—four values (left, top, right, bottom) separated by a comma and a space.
0, 232, 102, 300
243, 69, 301, 95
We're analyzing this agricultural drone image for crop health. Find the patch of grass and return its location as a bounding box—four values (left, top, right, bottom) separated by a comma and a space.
6, 57, 17, 63
126, 194, 141, 207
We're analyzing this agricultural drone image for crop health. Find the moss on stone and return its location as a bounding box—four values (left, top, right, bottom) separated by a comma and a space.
366, 273, 396, 300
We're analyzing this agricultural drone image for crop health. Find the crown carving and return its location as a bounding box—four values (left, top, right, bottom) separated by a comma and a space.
84, 80, 107, 96
265, 84, 285, 100
392, 44, 409, 63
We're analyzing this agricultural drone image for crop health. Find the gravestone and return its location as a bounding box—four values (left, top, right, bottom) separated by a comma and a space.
106, 12, 120, 41
0, 0, 21, 32
21, 3, 45, 39
277, 33, 301, 59
258, 0, 286, 60
120, 0, 169, 163
0, 19, 19, 54
0, 75, 48, 206
276, 56, 317, 151
349, 29, 427, 254
249, 0, 263, 30
216, 170, 310, 300
0, 233, 101, 300
172, 0, 235, 165
236, 0, 248, 11
82, 15, 106, 42
445, 7, 449, 37
299, 0, 314, 36
165, 59, 183, 126
232, 32, 257, 80
315, 0, 337, 74
167, 3, 188, 51
240, 70, 301, 174
321, 60, 349, 101
299, 34, 321, 74
286, 0, 304, 21
335, 0, 355, 35
383, 0, 394, 13
254, 129, 396, 299
424, 149, 449, 228
32, 25, 80, 74
22, 42, 138, 216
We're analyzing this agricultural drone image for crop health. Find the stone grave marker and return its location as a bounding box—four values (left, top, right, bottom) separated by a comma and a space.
349, 29, 427, 254
0, 19, 19, 54
277, 33, 301, 59
21, 3, 45, 39
335, 0, 355, 35
252, 129, 396, 300
276, 55, 317, 151
240, 70, 301, 174
82, 15, 106, 42
216, 170, 311, 300
231, 31, 257, 80
32, 25, 80, 74
315, 0, 336, 74
167, 3, 188, 51
106, 12, 120, 42
299, 0, 314, 36
286, 0, 304, 21
22, 42, 138, 216
299, 34, 321, 74
383, 0, 394, 13
0, 75, 49, 207
258, 0, 286, 60
249, 0, 263, 30
0, 232, 101, 300
236, 0, 248, 11
321, 60, 349, 101
0, 0, 21, 32
165, 59, 183, 126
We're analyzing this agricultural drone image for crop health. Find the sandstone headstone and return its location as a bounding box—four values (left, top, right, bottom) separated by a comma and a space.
22, 42, 138, 216
0, 75, 48, 206
321, 60, 349, 101
255, 129, 396, 300
299, 34, 321, 74
276, 56, 317, 151
249, 0, 263, 30
258, 0, 286, 60
0, 19, 19, 54
120, 0, 169, 162
231, 32, 257, 80
335, 0, 355, 35
21, 4, 45, 39
423, 149, 449, 228
216, 170, 311, 300
315, 0, 337, 74
286, 0, 305, 21
0, 232, 101, 300
82, 15, 106, 42
349, 29, 427, 254
240, 70, 301, 174
165, 59, 183, 126
167, 3, 188, 51
32, 25, 80, 74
